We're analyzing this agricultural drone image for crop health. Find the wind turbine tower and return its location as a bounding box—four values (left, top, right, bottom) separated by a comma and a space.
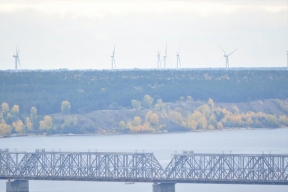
220, 46, 238, 70
13, 46, 20, 71
111, 46, 116, 70
157, 51, 161, 68
163, 43, 167, 68
176, 47, 181, 69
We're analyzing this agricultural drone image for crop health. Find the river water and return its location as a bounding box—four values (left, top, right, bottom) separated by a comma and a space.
0, 128, 288, 192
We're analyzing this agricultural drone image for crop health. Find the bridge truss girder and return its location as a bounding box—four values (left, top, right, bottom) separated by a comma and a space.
0, 150, 287, 185
0, 150, 164, 182
165, 153, 288, 184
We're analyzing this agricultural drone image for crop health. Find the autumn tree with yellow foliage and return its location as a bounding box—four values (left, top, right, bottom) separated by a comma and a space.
1, 102, 10, 114
12, 120, 24, 133
11, 105, 20, 116
121, 110, 163, 133
39, 116, 54, 131
0, 120, 11, 136
145, 111, 159, 127
25, 117, 33, 131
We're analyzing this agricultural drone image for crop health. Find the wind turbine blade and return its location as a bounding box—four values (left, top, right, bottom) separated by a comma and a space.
219, 46, 227, 55
228, 48, 238, 56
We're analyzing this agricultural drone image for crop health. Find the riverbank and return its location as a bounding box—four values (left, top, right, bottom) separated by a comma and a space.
2, 127, 286, 139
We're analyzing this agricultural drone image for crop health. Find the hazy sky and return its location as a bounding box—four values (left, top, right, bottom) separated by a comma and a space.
0, 0, 287, 70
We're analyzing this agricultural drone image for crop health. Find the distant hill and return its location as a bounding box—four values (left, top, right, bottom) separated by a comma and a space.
0, 70, 287, 116
0, 68, 288, 136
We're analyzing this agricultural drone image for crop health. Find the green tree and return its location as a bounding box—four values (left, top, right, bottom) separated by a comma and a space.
168, 110, 183, 124
119, 121, 126, 129
154, 99, 165, 112
30, 107, 37, 129
208, 114, 217, 126
61, 118, 71, 129
131, 100, 141, 110
198, 104, 211, 118
246, 116, 253, 126
264, 114, 278, 127
30, 107, 37, 119
142, 95, 154, 109
61, 101, 71, 114
187, 96, 192, 102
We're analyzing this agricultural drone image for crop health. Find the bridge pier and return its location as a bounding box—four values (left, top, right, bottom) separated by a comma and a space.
6, 180, 29, 192
153, 183, 175, 192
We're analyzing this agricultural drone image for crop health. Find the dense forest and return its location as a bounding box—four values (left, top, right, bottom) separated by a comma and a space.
0, 69, 287, 136
0, 70, 287, 115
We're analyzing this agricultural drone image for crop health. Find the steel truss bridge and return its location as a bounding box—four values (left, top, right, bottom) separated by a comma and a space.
0, 149, 287, 185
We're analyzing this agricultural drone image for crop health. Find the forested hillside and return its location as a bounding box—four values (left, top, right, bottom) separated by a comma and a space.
0, 70, 287, 136
0, 70, 287, 115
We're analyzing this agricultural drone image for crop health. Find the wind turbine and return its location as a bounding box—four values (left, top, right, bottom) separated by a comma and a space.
111, 46, 116, 70
13, 46, 20, 71
176, 46, 181, 69
162, 43, 167, 68
220, 46, 238, 70
157, 51, 161, 68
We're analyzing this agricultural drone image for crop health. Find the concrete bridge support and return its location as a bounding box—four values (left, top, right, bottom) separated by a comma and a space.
153, 183, 175, 192
6, 180, 29, 192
